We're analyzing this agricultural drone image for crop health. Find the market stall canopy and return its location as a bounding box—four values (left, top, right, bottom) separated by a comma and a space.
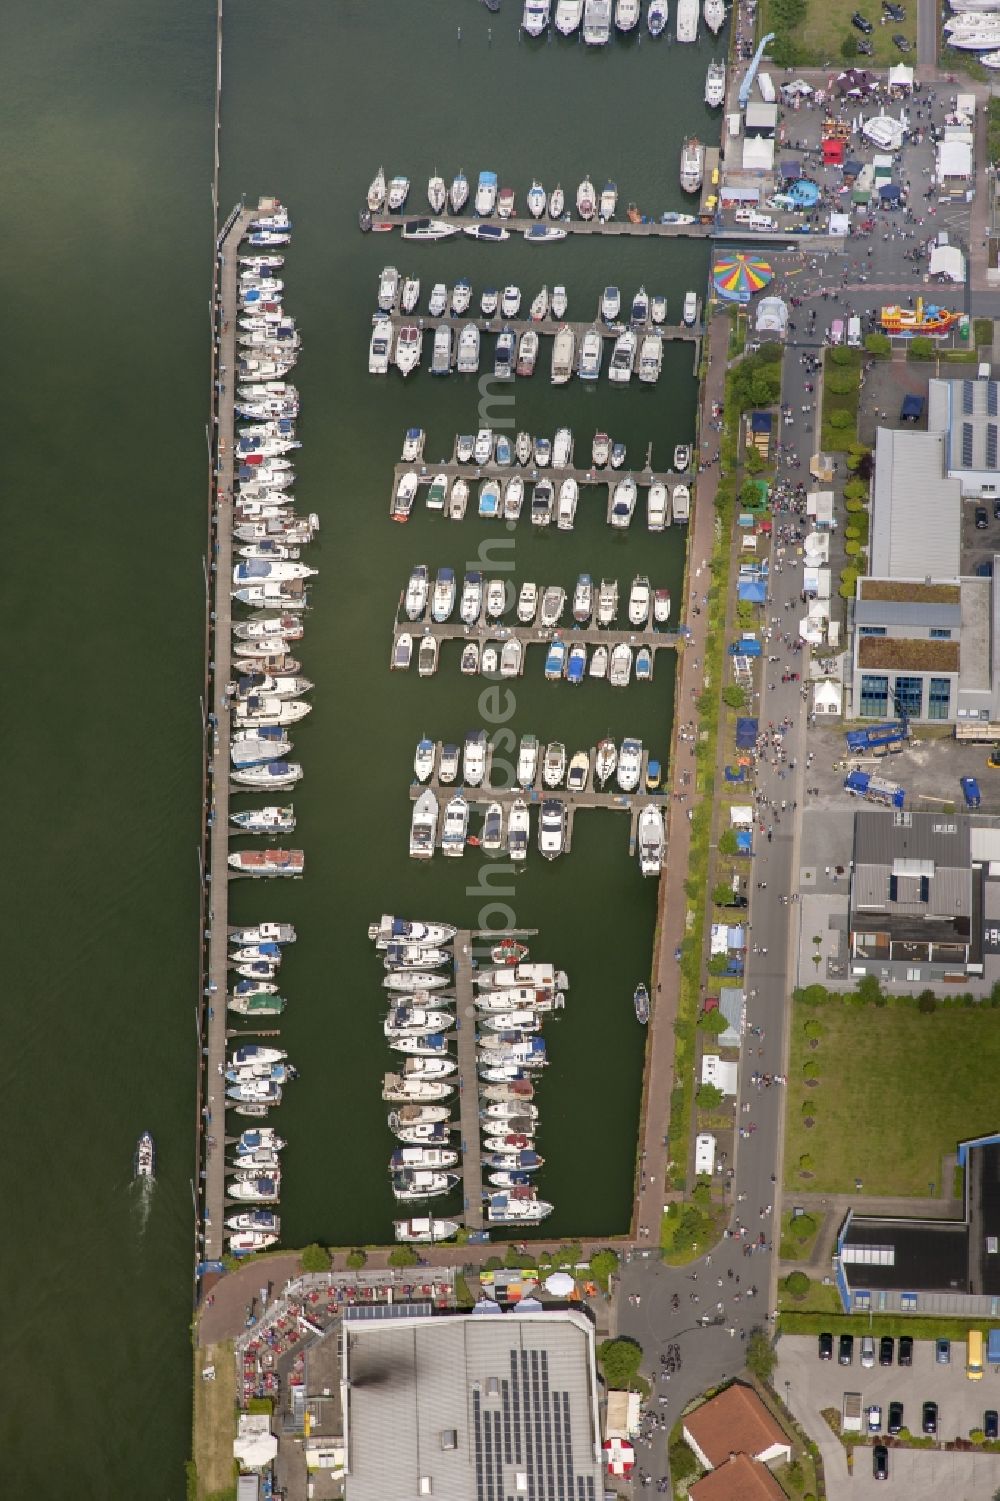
888, 63, 914, 88
713, 253, 774, 304
543, 1271, 575, 1296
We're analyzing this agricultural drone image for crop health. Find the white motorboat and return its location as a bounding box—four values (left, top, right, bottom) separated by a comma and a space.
370, 915, 457, 947
392, 472, 419, 522
617, 736, 642, 791
474, 428, 494, 464
615, 0, 640, 27
529, 286, 549, 321
432, 567, 456, 622
487, 1192, 553, 1224
414, 738, 436, 782
430, 323, 453, 375
539, 584, 566, 627
556, 479, 578, 530
451, 278, 472, 316
651, 293, 667, 324
369, 314, 393, 375
572, 573, 593, 622
680, 136, 705, 193
531, 478, 554, 526
672, 483, 690, 522
234, 696, 311, 729
384, 1007, 453, 1041
593, 431, 611, 468
460, 641, 481, 676
441, 795, 470, 856
674, 442, 692, 471
392, 633, 412, 670
401, 217, 460, 240
610, 475, 637, 528
542, 742, 566, 788
682, 291, 698, 325
589, 645, 608, 679
457, 322, 481, 374
638, 804, 666, 876
417, 636, 439, 678
567, 750, 590, 792
551, 325, 575, 385
544, 639, 567, 680
601, 286, 621, 322
395, 323, 423, 377
548, 183, 565, 217
427, 173, 447, 213
382, 1074, 453, 1103
609, 642, 633, 686
460, 571, 484, 625
628, 575, 651, 626
485, 578, 507, 618
595, 737, 617, 786
387, 175, 411, 211
538, 799, 567, 860
516, 431, 532, 466
638, 332, 663, 384
448, 478, 469, 520
518, 734, 540, 787
597, 577, 618, 625
394, 1217, 460, 1242
405, 563, 429, 620
599, 179, 619, 219
578, 327, 603, 380
507, 799, 530, 862
479, 479, 501, 519
429, 282, 448, 316
229, 809, 296, 838
475, 170, 498, 216
524, 224, 567, 243
367, 166, 386, 212
583, 0, 613, 44
516, 329, 539, 377
676, 0, 699, 38
654, 587, 672, 623
704, 0, 725, 32
494, 327, 515, 379
555, 0, 584, 31
231, 761, 303, 791
377, 264, 400, 311
517, 582, 538, 623
391, 1169, 460, 1202
481, 802, 504, 853
401, 278, 421, 315
609, 329, 637, 384
576, 176, 596, 220
497, 186, 516, 218
501, 285, 522, 319
704, 59, 726, 107
527, 181, 547, 218
647, 482, 668, 530
450, 170, 469, 213
523, 0, 552, 35
500, 638, 523, 678
503, 475, 525, 520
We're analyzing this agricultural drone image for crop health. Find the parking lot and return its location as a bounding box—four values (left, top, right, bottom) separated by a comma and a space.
777, 1335, 1000, 1497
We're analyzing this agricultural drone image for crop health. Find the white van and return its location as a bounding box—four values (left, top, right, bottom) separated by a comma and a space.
847, 316, 862, 348
830, 318, 845, 346
734, 207, 755, 224
748, 212, 776, 231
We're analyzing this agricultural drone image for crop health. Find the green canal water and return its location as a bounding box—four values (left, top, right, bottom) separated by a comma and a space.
7, 0, 716, 1490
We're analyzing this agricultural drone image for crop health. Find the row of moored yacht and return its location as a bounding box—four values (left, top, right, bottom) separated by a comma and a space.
402, 567, 670, 628
393, 467, 689, 529
519, 0, 726, 43
372, 916, 564, 1227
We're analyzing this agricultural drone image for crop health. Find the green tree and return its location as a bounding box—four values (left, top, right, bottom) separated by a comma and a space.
346, 1248, 367, 1270
803, 1019, 823, 1040
740, 478, 765, 508
785, 1271, 810, 1298
708, 953, 731, 976
669, 1437, 698, 1482
300, 1243, 331, 1273
865, 333, 891, 357
843, 479, 868, 501
713, 881, 735, 906
918, 990, 937, 1014
909, 335, 936, 361
790, 1213, 817, 1243
743, 447, 764, 475
803, 1059, 819, 1081
857, 973, 882, 1005
746, 1327, 777, 1382
840, 33, 859, 58
722, 684, 747, 709
388, 1244, 419, 1268
590, 1249, 619, 1290
829, 409, 853, 430
597, 1337, 644, 1389
692, 1176, 713, 1209
799, 1153, 814, 1172
700, 1008, 729, 1036
697, 1082, 724, 1110
828, 346, 856, 368
718, 829, 739, 856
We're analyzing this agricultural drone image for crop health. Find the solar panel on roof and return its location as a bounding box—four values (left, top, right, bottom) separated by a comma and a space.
964, 380, 974, 414
989, 383, 998, 417
963, 422, 974, 467
988, 423, 998, 469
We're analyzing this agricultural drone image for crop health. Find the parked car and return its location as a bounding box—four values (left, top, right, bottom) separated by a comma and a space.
868, 1405, 882, 1434
857, 39, 874, 53
976, 506, 989, 530
888, 1401, 904, 1435
922, 1400, 938, 1436
879, 1335, 894, 1366
986, 1410, 999, 1440
936, 1338, 951, 1365
873, 1444, 889, 1480
861, 1335, 876, 1368
852, 10, 874, 29
883, 2, 906, 18
839, 1333, 854, 1365
818, 1332, 834, 1361
993, 497, 1000, 520
898, 1335, 913, 1366
893, 32, 911, 49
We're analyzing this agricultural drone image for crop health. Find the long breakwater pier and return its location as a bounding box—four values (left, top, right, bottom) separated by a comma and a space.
370, 210, 712, 241
197, 199, 255, 1266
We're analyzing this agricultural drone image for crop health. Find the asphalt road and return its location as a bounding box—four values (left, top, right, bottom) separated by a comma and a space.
917, 0, 937, 69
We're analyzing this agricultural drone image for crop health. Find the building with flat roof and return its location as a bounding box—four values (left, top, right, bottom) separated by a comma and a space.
341, 1303, 604, 1501
869, 429, 961, 579
928, 375, 1000, 497
835, 1134, 1000, 1317
682, 1383, 791, 1471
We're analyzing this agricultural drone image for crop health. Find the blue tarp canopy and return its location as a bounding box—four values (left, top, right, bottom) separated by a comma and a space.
843, 158, 864, 176
736, 717, 759, 749
900, 394, 925, 420
735, 831, 753, 852
750, 411, 773, 432
878, 182, 901, 200
779, 159, 801, 177
725, 765, 747, 781
737, 579, 767, 603
731, 636, 762, 656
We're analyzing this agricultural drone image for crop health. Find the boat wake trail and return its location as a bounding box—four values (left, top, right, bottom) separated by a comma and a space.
132, 1176, 154, 1237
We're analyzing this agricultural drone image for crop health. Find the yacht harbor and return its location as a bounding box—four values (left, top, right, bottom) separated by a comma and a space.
406, 735, 669, 867
372, 918, 565, 1232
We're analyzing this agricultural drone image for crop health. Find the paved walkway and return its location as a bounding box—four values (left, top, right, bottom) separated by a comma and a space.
633, 314, 731, 1238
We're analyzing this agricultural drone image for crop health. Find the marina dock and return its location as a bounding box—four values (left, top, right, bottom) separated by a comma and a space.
453, 934, 483, 1231
200, 200, 255, 1258
384, 308, 701, 350
375, 211, 712, 241
410, 748, 669, 858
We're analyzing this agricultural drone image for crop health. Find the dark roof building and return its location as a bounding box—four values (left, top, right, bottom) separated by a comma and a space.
836, 1135, 1000, 1317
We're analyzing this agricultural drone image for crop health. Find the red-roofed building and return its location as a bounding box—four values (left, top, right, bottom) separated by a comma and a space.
682, 1383, 791, 1471
689, 1453, 789, 1501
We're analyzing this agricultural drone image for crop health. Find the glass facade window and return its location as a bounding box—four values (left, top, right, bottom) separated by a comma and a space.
853, 1290, 871, 1311
894, 675, 924, 720
929, 629, 952, 640
858, 626, 887, 637
927, 678, 951, 721
900, 1293, 918, 1311
860, 674, 889, 718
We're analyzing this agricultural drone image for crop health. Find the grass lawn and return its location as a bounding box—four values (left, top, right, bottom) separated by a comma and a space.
193, 1341, 236, 1500
760, 0, 916, 67
785, 1003, 1000, 1196
821, 348, 862, 452
778, 1279, 843, 1315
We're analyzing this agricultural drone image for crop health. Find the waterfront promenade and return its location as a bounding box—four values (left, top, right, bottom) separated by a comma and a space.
200, 202, 254, 1265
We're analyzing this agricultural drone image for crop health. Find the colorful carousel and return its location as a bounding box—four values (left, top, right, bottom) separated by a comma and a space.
712, 253, 774, 306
